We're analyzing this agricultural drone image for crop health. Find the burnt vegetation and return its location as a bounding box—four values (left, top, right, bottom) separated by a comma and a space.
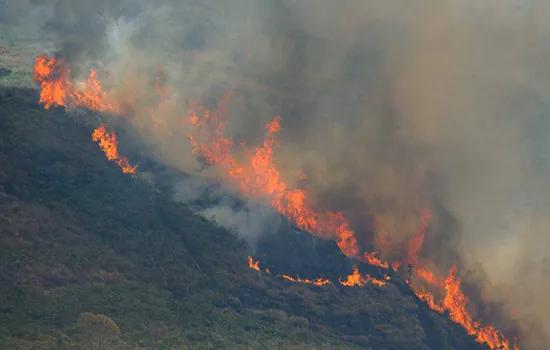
0, 87, 490, 349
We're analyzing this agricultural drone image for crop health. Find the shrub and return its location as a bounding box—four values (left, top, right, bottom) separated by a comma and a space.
75, 312, 122, 349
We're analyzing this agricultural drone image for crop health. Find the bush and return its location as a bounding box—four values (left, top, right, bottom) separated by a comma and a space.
75, 312, 123, 349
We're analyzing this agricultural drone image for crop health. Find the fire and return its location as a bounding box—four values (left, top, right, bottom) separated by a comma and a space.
362, 251, 389, 269
405, 213, 518, 350
188, 93, 234, 166
189, 107, 368, 259
415, 286, 444, 313
279, 274, 332, 286
91, 124, 137, 175
407, 209, 432, 265
442, 268, 518, 350
247, 256, 261, 271
33, 56, 519, 350
415, 266, 444, 287
33, 55, 119, 113
392, 261, 402, 272
408, 264, 518, 349
338, 265, 387, 287
247, 256, 331, 286
34, 56, 135, 175
33, 55, 71, 109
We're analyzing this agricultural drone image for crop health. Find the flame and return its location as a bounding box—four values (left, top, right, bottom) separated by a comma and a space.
187, 94, 520, 349
415, 266, 444, 287
34, 55, 119, 113
339, 265, 387, 287
362, 251, 389, 269
407, 208, 432, 265
416, 286, 445, 313
33, 56, 519, 349
189, 107, 371, 259
279, 274, 332, 286
91, 124, 137, 175
442, 267, 518, 350
392, 261, 402, 272
33, 55, 71, 109
34, 56, 135, 175
404, 211, 518, 349
248, 256, 261, 271
247, 256, 330, 286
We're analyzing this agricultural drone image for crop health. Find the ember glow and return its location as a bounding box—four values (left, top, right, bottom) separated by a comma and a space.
33, 57, 519, 350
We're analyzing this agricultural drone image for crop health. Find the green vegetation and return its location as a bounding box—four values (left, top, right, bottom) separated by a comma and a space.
0, 88, 489, 349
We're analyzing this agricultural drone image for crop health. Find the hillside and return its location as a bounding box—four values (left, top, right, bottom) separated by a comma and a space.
0, 85, 494, 350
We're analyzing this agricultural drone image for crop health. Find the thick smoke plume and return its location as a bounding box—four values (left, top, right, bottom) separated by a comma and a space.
5, 0, 550, 347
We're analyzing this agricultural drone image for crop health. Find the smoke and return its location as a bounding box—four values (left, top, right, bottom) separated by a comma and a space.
172, 175, 283, 247
5, 0, 550, 346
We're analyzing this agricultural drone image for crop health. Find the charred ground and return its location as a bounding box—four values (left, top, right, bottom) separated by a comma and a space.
0, 86, 493, 349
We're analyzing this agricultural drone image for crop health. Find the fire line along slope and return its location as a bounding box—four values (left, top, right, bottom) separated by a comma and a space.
0, 86, 491, 349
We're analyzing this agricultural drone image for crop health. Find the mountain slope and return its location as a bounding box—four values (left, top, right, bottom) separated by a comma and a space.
0, 87, 488, 349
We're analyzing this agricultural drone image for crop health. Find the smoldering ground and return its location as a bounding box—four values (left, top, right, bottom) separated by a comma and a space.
5, 0, 550, 346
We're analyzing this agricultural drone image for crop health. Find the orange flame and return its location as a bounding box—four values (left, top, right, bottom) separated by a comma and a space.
407, 208, 432, 265
247, 256, 330, 286
189, 107, 371, 260
186, 96, 519, 350
362, 251, 389, 269
247, 256, 261, 272
33, 56, 519, 349
404, 210, 518, 349
33, 55, 119, 113
416, 266, 444, 287
339, 265, 387, 287
442, 267, 517, 350
33, 55, 71, 109
91, 124, 137, 175
34, 56, 135, 175
416, 286, 445, 313
392, 261, 402, 272
279, 274, 332, 286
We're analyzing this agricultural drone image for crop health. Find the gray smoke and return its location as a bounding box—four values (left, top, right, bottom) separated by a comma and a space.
4, 0, 550, 346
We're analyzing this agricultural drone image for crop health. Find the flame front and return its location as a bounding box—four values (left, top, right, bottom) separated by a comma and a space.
189, 107, 365, 260
279, 274, 332, 287
406, 215, 518, 350
34, 56, 134, 174
33, 56, 519, 350
442, 268, 518, 350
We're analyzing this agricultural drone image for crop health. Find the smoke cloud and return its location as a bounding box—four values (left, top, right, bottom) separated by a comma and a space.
4, 0, 550, 347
